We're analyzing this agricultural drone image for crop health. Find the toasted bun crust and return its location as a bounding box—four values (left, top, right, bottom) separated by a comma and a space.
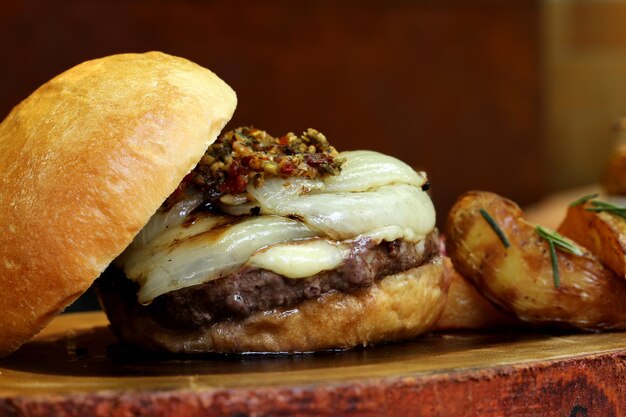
0, 52, 236, 356
98, 256, 448, 353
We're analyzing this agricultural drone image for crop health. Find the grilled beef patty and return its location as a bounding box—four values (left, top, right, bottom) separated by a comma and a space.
96, 232, 438, 330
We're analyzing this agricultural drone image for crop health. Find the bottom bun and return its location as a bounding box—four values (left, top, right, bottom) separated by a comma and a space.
97, 255, 448, 353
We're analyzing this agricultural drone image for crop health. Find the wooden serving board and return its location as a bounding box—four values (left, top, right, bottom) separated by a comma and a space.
0, 312, 625, 417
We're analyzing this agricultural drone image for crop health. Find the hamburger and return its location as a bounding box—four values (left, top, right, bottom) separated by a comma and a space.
0, 52, 447, 356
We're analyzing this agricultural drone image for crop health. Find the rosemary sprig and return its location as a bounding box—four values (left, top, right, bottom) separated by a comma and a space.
568, 193, 626, 219
535, 226, 583, 256
535, 225, 583, 288
479, 208, 510, 248
585, 200, 626, 220
569, 193, 599, 207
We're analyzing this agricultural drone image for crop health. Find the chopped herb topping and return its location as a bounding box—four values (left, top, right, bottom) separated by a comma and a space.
535, 225, 583, 288
190, 127, 344, 195
479, 208, 510, 248
164, 127, 345, 209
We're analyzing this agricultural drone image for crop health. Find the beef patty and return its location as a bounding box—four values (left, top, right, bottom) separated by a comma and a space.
96, 232, 439, 330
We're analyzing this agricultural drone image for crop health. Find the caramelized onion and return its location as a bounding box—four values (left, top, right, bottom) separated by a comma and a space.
249, 184, 435, 241
322, 150, 427, 192
134, 187, 204, 247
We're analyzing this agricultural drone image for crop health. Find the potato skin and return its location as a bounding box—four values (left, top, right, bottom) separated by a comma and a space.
445, 191, 626, 330
559, 202, 626, 278
434, 257, 520, 331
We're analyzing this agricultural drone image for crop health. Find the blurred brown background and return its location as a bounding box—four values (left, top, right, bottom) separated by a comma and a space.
4, 1, 626, 222
1, 0, 546, 221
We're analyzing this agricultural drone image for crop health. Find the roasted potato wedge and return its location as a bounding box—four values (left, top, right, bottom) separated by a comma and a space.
445, 191, 626, 330
559, 200, 626, 278
435, 257, 520, 331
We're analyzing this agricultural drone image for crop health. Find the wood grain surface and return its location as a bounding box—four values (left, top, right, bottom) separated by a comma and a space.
0, 312, 625, 416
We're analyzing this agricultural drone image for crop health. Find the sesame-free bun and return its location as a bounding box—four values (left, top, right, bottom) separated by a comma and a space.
97, 256, 448, 353
0, 52, 236, 356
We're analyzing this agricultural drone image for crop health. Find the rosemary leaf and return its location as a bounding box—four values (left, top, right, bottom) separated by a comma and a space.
479, 208, 510, 248
585, 200, 626, 220
569, 193, 599, 207
548, 240, 560, 288
588, 200, 625, 209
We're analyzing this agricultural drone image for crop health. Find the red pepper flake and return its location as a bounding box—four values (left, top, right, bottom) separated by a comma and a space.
280, 161, 295, 175
304, 153, 333, 167
241, 155, 253, 167
228, 159, 242, 176
220, 174, 248, 194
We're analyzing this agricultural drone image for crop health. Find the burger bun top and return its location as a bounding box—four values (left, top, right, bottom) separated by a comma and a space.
0, 51, 237, 356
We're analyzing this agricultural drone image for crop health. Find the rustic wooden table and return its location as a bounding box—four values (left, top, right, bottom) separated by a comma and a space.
0, 312, 624, 416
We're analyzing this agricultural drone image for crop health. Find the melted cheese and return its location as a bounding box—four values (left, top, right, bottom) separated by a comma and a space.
247, 239, 349, 278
